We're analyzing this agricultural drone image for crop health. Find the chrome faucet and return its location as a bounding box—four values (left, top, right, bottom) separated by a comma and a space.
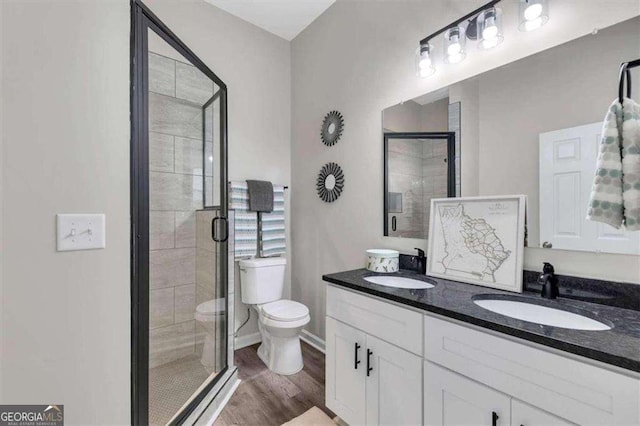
539, 262, 559, 299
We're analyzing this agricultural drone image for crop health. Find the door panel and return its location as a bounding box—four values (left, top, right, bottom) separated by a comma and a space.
539, 122, 640, 254
512, 400, 575, 426
326, 317, 366, 425
424, 361, 510, 426
365, 335, 422, 426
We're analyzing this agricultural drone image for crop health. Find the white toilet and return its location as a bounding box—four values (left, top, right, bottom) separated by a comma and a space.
195, 298, 225, 373
239, 257, 310, 375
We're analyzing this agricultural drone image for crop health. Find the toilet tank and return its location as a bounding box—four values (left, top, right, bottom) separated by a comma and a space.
239, 257, 287, 304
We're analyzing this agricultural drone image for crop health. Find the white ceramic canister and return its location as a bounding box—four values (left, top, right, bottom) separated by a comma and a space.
365, 249, 399, 273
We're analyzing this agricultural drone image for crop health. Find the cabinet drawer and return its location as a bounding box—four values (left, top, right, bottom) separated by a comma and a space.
327, 285, 423, 355
424, 315, 640, 426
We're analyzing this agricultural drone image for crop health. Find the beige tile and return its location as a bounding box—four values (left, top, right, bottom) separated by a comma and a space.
196, 283, 214, 306
175, 136, 203, 175
389, 151, 422, 177
175, 211, 196, 248
196, 247, 216, 288
150, 211, 175, 250
175, 61, 214, 105
149, 320, 195, 368
149, 92, 202, 139
388, 139, 422, 156
150, 248, 196, 289
150, 171, 203, 211
149, 53, 175, 97
150, 288, 174, 329
196, 210, 217, 252
432, 140, 448, 156
175, 284, 196, 323
150, 132, 174, 173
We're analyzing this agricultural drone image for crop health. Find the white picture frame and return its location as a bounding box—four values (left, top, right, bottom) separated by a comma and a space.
426, 195, 527, 293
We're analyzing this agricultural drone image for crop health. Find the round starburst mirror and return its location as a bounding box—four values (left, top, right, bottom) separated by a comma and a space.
317, 162, 345, 203
321, 111, 344, 146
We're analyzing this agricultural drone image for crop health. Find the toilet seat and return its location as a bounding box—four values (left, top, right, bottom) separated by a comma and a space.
260, 300, 309, 322
195, 298, 226, 322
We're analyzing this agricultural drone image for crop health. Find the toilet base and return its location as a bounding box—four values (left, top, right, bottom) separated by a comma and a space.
257, 336, 304, 376
201, 333, 216, 374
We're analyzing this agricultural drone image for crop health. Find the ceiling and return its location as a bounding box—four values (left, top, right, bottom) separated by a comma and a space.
204, 0, 336, 41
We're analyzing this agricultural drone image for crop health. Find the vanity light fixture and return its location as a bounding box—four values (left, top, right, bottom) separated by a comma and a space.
519, 0, 549, 32
415, 0, 550, 78
415, 42, 436, 77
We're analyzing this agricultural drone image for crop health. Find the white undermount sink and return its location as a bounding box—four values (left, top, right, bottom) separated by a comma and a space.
364, 275, 435, 289
473, 298, 612, 331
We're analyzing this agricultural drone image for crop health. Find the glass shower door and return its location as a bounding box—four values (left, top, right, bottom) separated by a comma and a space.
133, 9, 229, 424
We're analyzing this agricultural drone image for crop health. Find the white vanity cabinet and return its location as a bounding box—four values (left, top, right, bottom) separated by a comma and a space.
424, 361, 511, 426
511, 400, 575, 426
325, 286, 423, 425
325, 284, 640, 426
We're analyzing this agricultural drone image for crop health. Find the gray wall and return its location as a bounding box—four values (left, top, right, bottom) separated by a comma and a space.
0, 0, 290, 423
291, 1, 640, 341
1, 2, 130, 423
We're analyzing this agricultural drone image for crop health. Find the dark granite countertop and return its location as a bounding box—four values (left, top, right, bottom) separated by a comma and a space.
322, 269, 640, 374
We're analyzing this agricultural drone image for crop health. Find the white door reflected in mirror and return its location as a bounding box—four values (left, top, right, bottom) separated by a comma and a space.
328, 122, 336, 134
325, 174, 336, 190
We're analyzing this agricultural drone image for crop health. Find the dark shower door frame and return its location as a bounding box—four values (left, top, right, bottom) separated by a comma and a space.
130, 1, 229, 424
383, 132, 456, 236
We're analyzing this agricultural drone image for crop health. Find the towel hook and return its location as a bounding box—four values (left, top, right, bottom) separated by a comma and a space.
618, 63, 631, 104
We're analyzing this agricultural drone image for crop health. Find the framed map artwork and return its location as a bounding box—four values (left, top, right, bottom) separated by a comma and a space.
426, 195, 527, 293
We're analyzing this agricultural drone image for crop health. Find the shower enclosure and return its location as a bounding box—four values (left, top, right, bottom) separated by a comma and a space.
131, 2, 233, 424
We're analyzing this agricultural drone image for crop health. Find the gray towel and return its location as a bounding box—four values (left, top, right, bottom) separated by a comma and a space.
246, 180, 274, 212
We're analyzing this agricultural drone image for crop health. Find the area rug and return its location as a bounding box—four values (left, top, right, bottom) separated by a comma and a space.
281, 407, 336, 426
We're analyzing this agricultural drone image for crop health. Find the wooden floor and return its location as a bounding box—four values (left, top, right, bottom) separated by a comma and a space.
215, 342, 334, 426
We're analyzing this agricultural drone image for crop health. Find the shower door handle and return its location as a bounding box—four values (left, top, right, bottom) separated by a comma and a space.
212, 216, 229, 242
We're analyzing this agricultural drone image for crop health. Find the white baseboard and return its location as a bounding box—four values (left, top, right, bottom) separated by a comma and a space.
300, 329, 326, 353
235, 330, 325, 353
234, 331, 261, 350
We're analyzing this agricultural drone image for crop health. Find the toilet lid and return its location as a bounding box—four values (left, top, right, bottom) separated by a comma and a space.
261, 300, 309, 322
196, 298, 226, 316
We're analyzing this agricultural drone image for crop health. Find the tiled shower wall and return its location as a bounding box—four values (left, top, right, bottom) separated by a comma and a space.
387, 139, 448, 239
148, 52, 214, 368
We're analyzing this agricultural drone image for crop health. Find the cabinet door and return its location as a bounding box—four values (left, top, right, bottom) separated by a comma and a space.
365, 334, 422, 426
424, 362, 511, 426
512, 400, 575, 426
326, 317, 366, 425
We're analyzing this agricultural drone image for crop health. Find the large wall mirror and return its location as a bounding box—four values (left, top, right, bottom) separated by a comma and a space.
382, 16, 640, 255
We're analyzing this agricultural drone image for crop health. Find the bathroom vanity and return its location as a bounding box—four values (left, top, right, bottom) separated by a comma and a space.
322, 270, 640, 426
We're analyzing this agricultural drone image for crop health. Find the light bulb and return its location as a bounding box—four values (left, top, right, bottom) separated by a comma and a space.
524, 3, 543, 21
419, 56, 431, 69
447, 42, 461, 56
525, 17, 542, 31
419, 67, 433, 78
482, 23, 498, 40
519, 0, 548, 32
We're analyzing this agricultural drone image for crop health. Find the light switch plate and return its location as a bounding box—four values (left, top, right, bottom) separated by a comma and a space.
56, 214, 106, 251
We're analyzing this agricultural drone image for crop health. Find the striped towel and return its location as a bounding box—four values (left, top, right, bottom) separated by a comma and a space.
260, 185, 286, 257
587, 98, 640, 230
229, 182, 257, 259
